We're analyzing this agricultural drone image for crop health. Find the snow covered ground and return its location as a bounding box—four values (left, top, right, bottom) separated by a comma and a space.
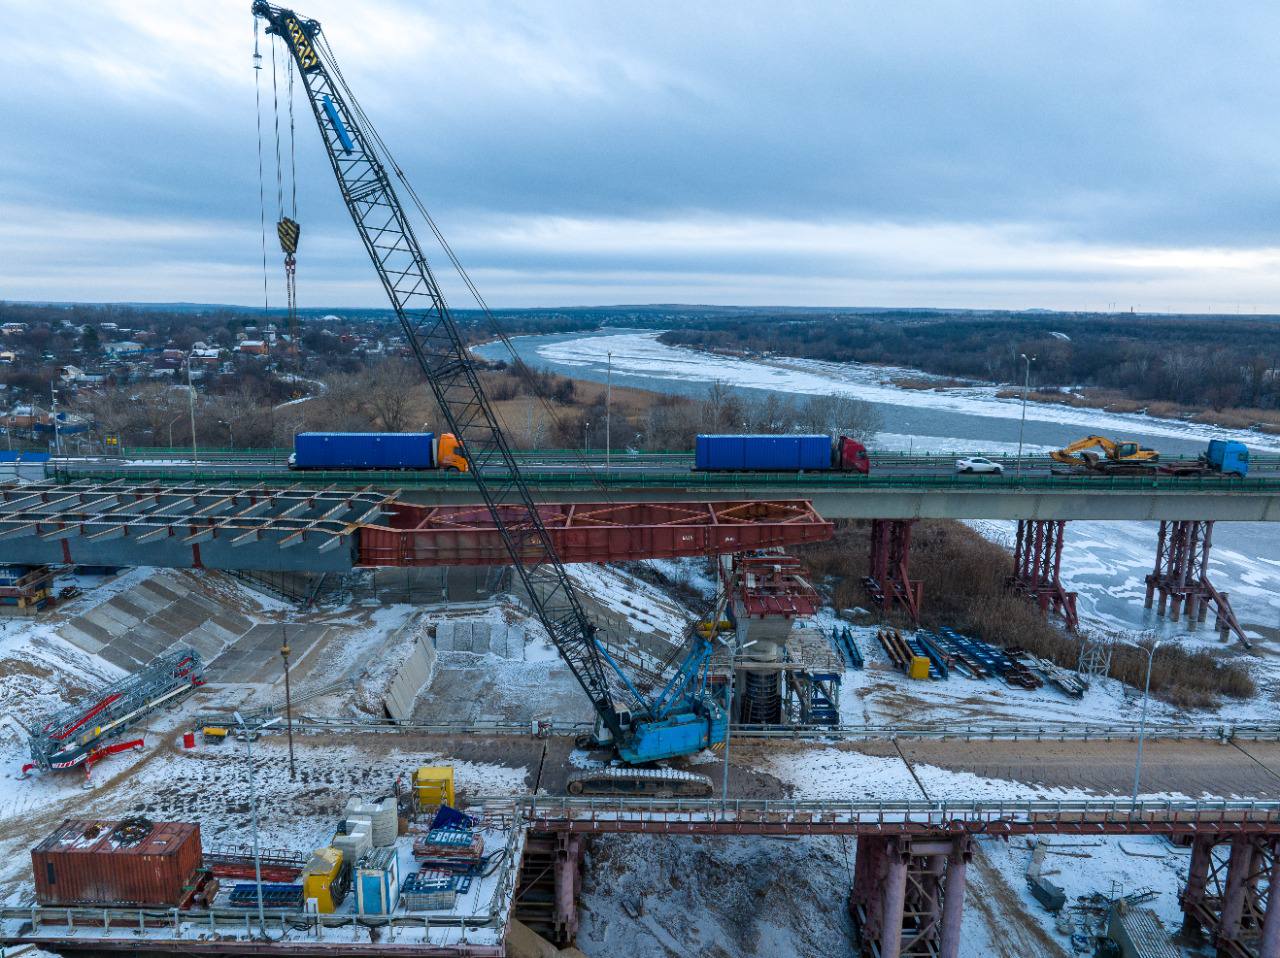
537, 330, 1280, 451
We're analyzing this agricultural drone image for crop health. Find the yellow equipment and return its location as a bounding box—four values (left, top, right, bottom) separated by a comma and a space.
1050, 436, 1159, 474
413, 766, 455, 810
302, 847, 345, 913
907, 656, 932, 681
696, 619, 733, 639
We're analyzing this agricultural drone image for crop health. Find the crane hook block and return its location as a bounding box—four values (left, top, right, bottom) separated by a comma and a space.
277, 217, 301, 256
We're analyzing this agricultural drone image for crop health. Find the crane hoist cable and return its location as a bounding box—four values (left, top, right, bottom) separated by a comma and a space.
313, 30, 608, 494
252, 17, 271, 313
261, 29, 302, 353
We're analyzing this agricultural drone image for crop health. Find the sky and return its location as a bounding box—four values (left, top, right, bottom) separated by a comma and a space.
3, 0, 1280, 311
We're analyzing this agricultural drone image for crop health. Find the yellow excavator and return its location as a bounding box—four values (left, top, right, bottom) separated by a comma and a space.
1051, 436, 1160, 475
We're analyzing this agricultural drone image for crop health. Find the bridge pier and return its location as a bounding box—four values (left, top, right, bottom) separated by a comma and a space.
849, 834, 970, 957
864, 519, 923, 623
1144, 520, 1245, 643
1179, 834, 1276, 957
515, 830, 582, 946
1008, 519, 1079, 631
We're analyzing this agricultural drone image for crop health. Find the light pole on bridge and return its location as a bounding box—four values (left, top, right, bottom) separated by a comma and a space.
1016, 353, 1035, 478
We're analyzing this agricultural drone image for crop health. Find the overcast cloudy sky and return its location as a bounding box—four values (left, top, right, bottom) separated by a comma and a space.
3, 1, 1280, 310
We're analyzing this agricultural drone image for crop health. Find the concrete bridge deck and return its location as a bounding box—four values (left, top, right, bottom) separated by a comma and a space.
48, 451, 1280, 521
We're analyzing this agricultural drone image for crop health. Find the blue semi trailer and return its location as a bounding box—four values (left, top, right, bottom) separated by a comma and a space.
288, 432, 469, 471
694, 434, 870, 473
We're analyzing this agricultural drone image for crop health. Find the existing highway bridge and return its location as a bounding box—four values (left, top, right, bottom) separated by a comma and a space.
6, 446, 1277, 637
43, 448, 1280, 521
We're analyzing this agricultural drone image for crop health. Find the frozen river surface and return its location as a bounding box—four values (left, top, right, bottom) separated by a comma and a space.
476, 329, 1280, 642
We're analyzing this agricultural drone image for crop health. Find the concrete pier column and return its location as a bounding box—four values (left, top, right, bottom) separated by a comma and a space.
879, 842, 909, 958
1180, 836, 1213, 937
1259, 842, 1280, 958
939, 839, 970, 958
1220, 839, 1255, 941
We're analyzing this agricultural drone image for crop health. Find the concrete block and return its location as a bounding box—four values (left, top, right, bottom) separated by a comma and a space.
434, 620, 453, 652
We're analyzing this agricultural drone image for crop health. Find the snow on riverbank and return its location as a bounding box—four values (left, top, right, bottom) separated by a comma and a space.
538, 330, 1280, 450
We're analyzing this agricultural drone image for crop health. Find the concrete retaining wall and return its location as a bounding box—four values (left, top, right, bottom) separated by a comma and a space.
383, 632, 438, 722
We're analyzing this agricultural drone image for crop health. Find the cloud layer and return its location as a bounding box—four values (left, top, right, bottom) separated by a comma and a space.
4, 1, 1280, 309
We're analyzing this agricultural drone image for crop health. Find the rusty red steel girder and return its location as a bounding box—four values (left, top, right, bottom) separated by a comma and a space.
357, 499, 833, 566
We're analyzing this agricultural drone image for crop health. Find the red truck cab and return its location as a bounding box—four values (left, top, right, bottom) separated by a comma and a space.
836, 436, 870, 474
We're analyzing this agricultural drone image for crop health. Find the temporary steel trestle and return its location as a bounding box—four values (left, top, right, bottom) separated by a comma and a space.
1181, 834, 1280, 957
865, 519, 923, 623
1008, 519, 1079, 631
850, 836, 971, 958
1144, 519, 1246, 643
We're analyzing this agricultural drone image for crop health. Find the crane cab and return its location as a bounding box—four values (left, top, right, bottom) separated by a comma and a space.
434, 432, 469, 472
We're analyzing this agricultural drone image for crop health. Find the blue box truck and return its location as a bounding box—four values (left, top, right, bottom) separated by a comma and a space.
288, 432, 469, 471
694, 434, 869, 472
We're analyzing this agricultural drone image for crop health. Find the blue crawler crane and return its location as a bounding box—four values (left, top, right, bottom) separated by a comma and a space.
252, 2, 727, 795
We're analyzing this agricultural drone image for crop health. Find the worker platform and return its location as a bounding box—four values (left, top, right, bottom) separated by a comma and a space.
0, 482, 832, 573
1, 812, 525, 957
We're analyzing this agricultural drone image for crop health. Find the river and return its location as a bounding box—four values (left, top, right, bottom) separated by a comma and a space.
475, 329, 1280, 643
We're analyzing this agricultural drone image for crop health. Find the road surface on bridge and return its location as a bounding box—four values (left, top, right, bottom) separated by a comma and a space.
45, 450, 1280, 521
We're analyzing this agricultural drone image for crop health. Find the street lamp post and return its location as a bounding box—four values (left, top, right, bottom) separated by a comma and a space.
1016, 354, 1035, 478
605, 351, 613, 469
1128, 638, 1162, 812
186, 358, 199, 466
280, 625, 296, 781
232, 711, 267, 937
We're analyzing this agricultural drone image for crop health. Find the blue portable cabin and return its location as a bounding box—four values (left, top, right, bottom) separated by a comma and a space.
1205, 440, 1249, 477
694, 434, 832, 471
292, 432, 435, 470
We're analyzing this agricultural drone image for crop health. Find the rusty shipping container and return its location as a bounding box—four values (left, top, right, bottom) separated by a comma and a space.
32, 818, 202, 907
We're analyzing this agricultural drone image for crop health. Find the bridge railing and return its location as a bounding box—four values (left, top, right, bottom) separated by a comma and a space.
51, 465, 1280, 491
503, 794, 1280, 830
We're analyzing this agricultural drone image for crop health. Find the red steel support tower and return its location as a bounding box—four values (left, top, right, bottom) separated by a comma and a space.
864, 519, 923, 623
1144, 520, 1245, 644
1008, 519, 1079, 632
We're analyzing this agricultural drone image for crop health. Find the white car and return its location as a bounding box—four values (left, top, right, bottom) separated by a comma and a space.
956, 456, 1004, 475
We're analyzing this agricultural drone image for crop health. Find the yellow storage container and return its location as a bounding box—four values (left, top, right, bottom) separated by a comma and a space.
302, 847, 344, 913
908, 656, 931, 680
414, 766, 455, 809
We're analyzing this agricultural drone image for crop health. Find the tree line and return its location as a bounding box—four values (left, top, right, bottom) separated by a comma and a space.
657, 311, 1280, 412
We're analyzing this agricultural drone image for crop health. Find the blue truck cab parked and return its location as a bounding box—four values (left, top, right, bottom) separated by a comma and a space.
1203, 440, 1249, 477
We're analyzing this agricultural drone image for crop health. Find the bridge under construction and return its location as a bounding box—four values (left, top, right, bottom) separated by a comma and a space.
0, 481, 831, 572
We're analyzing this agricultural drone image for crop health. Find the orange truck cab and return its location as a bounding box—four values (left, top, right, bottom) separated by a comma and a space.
835, 436, 870, 474
434, 432, 469, 472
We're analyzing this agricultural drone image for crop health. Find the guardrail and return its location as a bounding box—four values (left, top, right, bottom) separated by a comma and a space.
50, 465, 1280, 491
185, 714, 1280, 744
500, 795, 1280, 835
